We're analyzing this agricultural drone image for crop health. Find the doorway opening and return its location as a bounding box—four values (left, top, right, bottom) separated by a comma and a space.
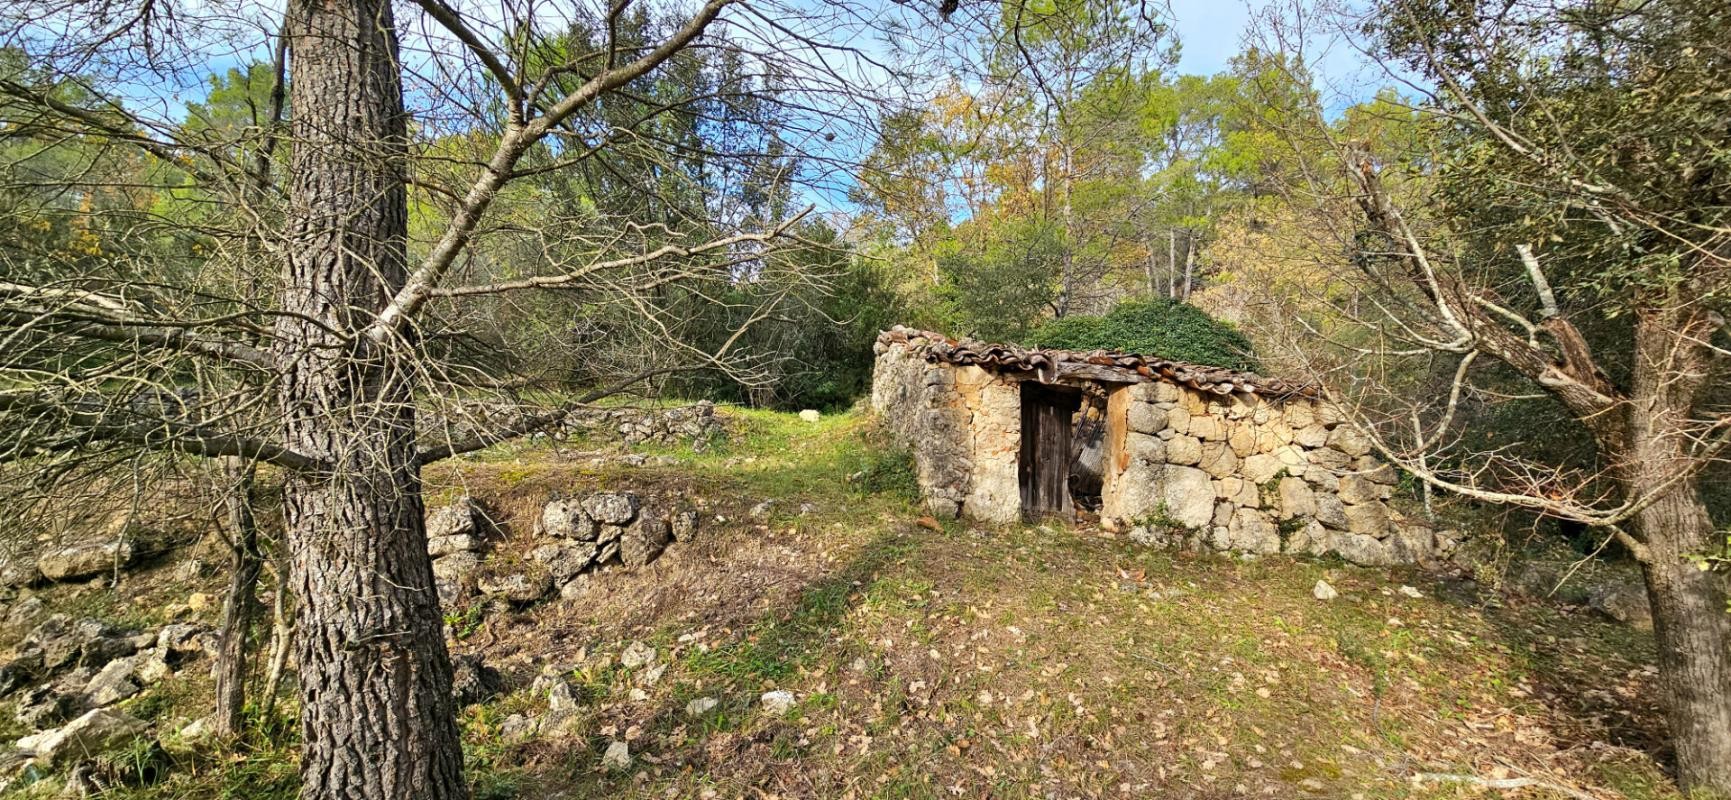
1019, 382, 1082, 520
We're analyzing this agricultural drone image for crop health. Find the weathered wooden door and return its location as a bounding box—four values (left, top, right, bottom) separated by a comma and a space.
1019, 383, 1081, 520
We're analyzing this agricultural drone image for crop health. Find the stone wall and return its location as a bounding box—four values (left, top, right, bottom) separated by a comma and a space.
871, 333, 1457, 566
870, 338, 1015, 521
1100, 382, 1456, 565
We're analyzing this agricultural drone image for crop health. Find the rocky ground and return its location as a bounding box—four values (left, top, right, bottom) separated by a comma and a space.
0, 405, 1680, 799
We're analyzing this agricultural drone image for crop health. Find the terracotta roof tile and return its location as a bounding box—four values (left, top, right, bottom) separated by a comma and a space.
877, 326, 1315, 398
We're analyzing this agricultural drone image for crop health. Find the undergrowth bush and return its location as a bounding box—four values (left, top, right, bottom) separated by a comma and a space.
1025, 299, 1258, 371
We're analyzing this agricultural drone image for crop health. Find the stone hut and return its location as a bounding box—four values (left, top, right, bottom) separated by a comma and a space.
871, 326, 1456, 566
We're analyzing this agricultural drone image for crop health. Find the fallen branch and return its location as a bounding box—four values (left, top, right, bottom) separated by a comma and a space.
1413, 771, 1603, 800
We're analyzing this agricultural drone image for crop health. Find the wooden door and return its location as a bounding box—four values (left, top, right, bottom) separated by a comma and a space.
1019, 383, 1081, 520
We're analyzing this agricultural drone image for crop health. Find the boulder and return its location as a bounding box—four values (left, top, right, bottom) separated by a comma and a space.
27, 616, 137, 671
426, 495, 486, 540
670, 509, 700, 541
582, 493, 639, 525
36, 541, 132, 583
1588, 583, 1653, 630
83, 657, 140, 707
1313, 580, 1339, 601
538, 498, 599, 541
13, 685, 74, 729
1188, 415, 1225, 442
450, 654, 503, 706
14, 709, 147, 769
798, 409, 821, 423
621, 515, 672, 569
529, 542, 597, 584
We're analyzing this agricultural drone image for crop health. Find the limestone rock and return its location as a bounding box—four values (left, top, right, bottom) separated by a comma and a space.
477, 571, 552, 605
1167, 406, 1191, 435
1329, 531, 1394, 567
1126, 432, 1165, 463
602, 739, 632, 771
1215, 477, 1258, 508
1588, 583, 1653, 630
1357, 458, 1399, 485
14, 709, 147, 769
620, 641, 657, 670
1228, 509, 1280, 554
1337, 475, 1386, 505
83, 657, 140, 707
1276, 477, 1315, 520
621, 514, 672, 568
0, 653, 39, 699
14, 685, 74, 729
1313, 580, 1338, 601
155, 623, 216, 659
1127, 402, 1167, 434
539, 498, 599, 540
798, 409, 821, 423
686, 696, 719, 717
1342, 502, 1392, 538
583, 493, 640, 526
1166, 435, 1202, 466
670, 509, 700, 541
530, 542, 596, 584
450, 654, 503, 707
1313, 494, 1349, 529
1242, 454, 1283, 484
1326, 426, 1372, 457
426, 495, 486, 540
0, 555, 39, 589
427, 533, 483, 558
760, 689, 796, 715
1194, 416, 1229, 442
1227, 424, 1257, 457
1161, 466, 1216, 530
1287, 520, 1327, 555
1198, 443, 1239, 479
36, 541, 132, 583
1293, 423, 1330, 448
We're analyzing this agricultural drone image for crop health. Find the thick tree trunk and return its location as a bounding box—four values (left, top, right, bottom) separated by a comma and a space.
1626, 304, 1731, 797
1634, 479, 1731, 795
276, 0, 466, 796
213, 457, 262, 738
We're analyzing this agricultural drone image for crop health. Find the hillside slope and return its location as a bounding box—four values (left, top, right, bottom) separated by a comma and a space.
2, 407, 1675, 799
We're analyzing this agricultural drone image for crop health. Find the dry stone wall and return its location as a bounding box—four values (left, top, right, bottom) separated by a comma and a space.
871, 333, 1457, 566
1101, 381, 1454, 565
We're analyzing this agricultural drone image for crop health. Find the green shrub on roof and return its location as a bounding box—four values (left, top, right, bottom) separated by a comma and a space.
1024, 299, 1259, 372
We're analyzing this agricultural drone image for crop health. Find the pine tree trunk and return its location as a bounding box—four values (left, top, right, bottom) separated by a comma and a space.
276, 0, 467, 796
213, 457, 261, 738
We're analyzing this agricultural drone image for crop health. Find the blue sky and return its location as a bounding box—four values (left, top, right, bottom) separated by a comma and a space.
1170, 0, 1260, 76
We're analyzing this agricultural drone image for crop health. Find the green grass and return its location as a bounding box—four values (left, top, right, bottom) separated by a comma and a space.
4, 405, 1682, 800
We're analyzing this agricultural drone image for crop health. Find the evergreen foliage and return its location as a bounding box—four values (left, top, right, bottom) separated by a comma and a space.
1024, 299, 1258, 371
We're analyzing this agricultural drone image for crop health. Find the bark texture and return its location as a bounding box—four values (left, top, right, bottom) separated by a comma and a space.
276, 0, 466, 795
1627, 308, 1731, 795
214, 458, 262, 738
